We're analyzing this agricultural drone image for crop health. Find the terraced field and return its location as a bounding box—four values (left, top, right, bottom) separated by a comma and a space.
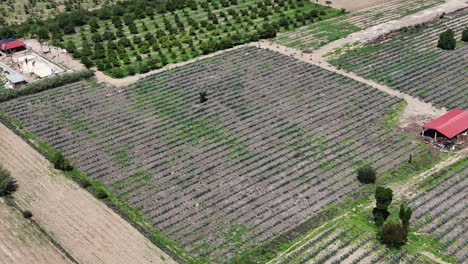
410, 159, 468, 263
274, 0, 445, 50
0, 47, 427, 261
329, 9, 468, 110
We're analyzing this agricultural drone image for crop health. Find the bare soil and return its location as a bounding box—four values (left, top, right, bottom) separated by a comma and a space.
0, 201, 72, 264
0, 123, 176, 264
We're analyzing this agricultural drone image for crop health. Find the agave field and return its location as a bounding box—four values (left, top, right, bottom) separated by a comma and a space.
274, 223, 436, 264
410, 160, 468, 263
329, 9, 468, 110
0, 47, 426, 261
273, 0, 445, 50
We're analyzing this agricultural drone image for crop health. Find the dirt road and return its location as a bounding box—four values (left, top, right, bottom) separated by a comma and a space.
0, 123, 176, 264
315, 0, 389, 11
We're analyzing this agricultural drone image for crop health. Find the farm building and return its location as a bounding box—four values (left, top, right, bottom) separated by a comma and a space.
422, 109, 468, 149
0, 62, 27, 89
0, 39, 26, 53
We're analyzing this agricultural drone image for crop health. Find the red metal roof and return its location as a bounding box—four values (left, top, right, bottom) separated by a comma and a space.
0, 40, 25, 51
423, 109, 468, 139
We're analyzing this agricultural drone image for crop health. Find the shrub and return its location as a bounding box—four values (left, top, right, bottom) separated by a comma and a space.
375, 186, 393, 210
199, 91, 208, 103
462, 27, 468, 42
49, 152, 73, 171
399, 203, 412, 230
0, 70, 95, 103
380, 222, 408, 246
95, 187, 108, 199
372, 208, 390, 227
357, 165, 376, 184
74, 177, 91, 188
0, 166, 18, 196
437, 29, 456, 50
22, 210, 33, 219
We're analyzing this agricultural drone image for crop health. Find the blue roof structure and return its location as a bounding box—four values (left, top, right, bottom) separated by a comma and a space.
0, 38, 16, 44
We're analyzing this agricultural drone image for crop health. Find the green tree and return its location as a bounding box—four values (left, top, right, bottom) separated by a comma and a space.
373, 186, 393, 226
380, 222, 408, 246
437, 29, 456, 50
357, 164, 376, 184
399, 203, 412, 230
0, 166, 18, 196
50, 151, 72, 171
462, 27, 468, 42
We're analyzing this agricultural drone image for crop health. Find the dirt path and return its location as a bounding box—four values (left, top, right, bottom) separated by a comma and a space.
0, 200, 73, 264
421, 251, 452, 264
0, 123, 176, 264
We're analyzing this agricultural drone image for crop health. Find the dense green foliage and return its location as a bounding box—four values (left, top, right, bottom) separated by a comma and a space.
462, 27, 468, 42
437, 29, 456, 50
0, 166, 18, 196
357, 164, 376, 184
49, 151, 73, 172
95, 187, 109, 199
399, 203, 412, 230
0, 70, 94, 103
1, 0, 340, 78
373, 186, 393, 226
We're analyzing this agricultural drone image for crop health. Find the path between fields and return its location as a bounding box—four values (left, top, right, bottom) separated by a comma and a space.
0, 123, 176, 264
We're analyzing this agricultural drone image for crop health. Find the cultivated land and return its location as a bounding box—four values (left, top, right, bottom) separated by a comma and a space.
61, 0, 340, 78
0, 47, 432, 261
274, 0, 445, 50
329, 9, 468, 110
0, 0, 119, 24
410, 159, 468, 263
0, 123, 176, 264
0, 201, 72, 264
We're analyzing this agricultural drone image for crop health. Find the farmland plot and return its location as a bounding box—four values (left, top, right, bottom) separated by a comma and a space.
329, 10, 468, 110
0, 201, 72, 264
410, 159, 468, 263
274, 0, 445, 50
0, 47, 426, 261
274, 223, 435, 264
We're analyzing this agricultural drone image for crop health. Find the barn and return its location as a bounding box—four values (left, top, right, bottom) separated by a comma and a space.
0, 39, 26, 53
422, 109, 468, 140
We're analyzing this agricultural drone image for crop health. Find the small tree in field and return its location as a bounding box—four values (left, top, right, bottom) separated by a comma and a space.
437, 29, 456, 50
380, 222, 408, 246
0, 166, 18, 196
462, 27, 468, 42
199, 91, 208, 103
373, 186, 393, 226
399, 203, 412, 230
357, 165, 376, 184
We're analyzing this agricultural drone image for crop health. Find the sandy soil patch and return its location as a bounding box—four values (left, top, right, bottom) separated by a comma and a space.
0, 123, 176, 264
0, 201, 72, 264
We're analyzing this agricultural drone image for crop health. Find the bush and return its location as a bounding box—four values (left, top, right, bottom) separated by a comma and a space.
357, 165, 376, 184
462, 27, 468, 42
22, 210, 33, 219
380, 222, 408, 246
437, 29, 456, 50
0, 166, 18, 196
199, 91, 208, 103
0, 70, 95, 103
74, 177, 91, 188
49, 152, 73, 171
95, 187, 108, 199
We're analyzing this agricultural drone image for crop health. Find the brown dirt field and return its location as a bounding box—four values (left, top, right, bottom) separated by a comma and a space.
0, 123, 176, 264
0, 201, 72, 264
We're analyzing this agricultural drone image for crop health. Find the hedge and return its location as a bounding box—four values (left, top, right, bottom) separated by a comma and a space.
0, 70, 95, 102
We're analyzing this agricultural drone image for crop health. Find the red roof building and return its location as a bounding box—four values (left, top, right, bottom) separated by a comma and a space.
0, 40, 26, 52
423, 109, 468, 139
